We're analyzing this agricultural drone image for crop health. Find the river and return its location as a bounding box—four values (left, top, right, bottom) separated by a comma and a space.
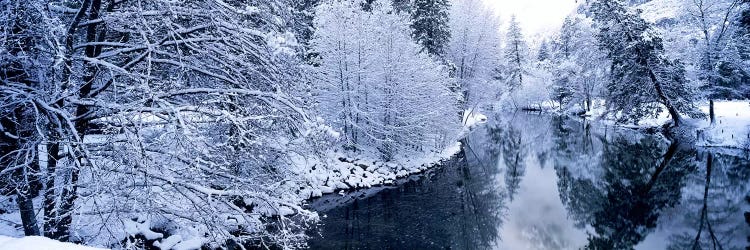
305, 112, 750, 250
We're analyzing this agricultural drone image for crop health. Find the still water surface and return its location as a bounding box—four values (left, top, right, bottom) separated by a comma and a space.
307, 113, 750, 249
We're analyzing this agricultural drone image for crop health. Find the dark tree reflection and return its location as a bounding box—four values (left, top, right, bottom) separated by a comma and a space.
582, 138, 697, 249
667, 152, 750, 250
308, 113, 750, 250
501, 123, 526, 201
308, 122, 508, 249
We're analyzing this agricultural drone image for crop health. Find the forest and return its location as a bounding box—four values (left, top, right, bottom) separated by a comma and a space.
0, 0, 749, 249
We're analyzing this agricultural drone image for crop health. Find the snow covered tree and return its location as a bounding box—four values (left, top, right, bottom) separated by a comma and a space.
538, 40, 550, 62
549, 61, 578, 109
291, 0, 322, 61
549, 15, 608, 112
1, 0, 323, 247
558, 17, 577, 59
312, 0, 460, 161
446, 0, 503, 108
504, 15, 529, 93
683, 0, 748, 123
410, 0, 451, 58
392, 0, 411, 13
0, 1, 53, 236
588, 0, 701, 126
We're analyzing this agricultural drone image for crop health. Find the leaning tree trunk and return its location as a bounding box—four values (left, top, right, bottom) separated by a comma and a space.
642, 139, 679, 194
649, 69, 682, 127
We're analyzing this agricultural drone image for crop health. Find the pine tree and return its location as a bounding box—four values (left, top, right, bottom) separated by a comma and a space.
411, 0, 451, 58
538, 40, 550, 61
558, 16, 578, 59
589, 0, 700, 126
504, 15, 528, 92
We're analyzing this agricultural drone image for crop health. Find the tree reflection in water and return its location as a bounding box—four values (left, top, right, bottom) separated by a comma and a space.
666, 151, 750, 250
308, 113, 750, 250
582, 138, 696, 249
307, 124, 507, 249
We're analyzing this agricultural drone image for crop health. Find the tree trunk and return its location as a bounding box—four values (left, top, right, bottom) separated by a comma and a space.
16, 191, 40, 236
709, 99, 715, 125
649, 69, 681, 126
55, 0, 103, 241
15, 110, 41, 236
43, 0, 98, 240
43, 142, 59, 238
2, 111, 41, 236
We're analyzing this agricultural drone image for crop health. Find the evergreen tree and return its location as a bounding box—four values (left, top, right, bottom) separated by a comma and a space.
504, 15, 528, 92
538, 40, 550, 61
411, 0, 451, 58
558, 16, 578, 59
588, 0, 700, 126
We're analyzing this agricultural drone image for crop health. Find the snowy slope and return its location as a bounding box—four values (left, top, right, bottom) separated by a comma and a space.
636, 0, 682, 23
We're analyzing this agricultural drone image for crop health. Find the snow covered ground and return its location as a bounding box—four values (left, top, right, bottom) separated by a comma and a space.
693, 101, 750, 148
580, 100, 750, 149
463, 109, 489, 127
0, 236, 107, 250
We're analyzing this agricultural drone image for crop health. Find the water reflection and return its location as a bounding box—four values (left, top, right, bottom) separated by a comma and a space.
307, 113, 750, 250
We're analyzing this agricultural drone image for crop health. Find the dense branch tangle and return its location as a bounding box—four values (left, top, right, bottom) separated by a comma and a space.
2, 0, 315, 247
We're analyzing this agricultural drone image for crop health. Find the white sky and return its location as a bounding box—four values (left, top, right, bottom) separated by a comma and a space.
483, 0, 579, 38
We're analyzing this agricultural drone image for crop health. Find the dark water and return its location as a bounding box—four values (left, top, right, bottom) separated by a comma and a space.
306, 113, 750, 250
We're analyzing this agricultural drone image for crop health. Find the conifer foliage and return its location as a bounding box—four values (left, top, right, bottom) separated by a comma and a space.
588, 0, 700, 125
411, 0, 452, 58
504, 15, 528, 92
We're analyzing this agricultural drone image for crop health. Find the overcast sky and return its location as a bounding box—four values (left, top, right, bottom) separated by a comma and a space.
483, 0, 579, 37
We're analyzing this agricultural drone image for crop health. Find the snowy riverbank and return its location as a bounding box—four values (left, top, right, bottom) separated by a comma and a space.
509, 99, 750, 149
0, 111, 487, 249
290, 110, 488, 202
579, 100, 750, 149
